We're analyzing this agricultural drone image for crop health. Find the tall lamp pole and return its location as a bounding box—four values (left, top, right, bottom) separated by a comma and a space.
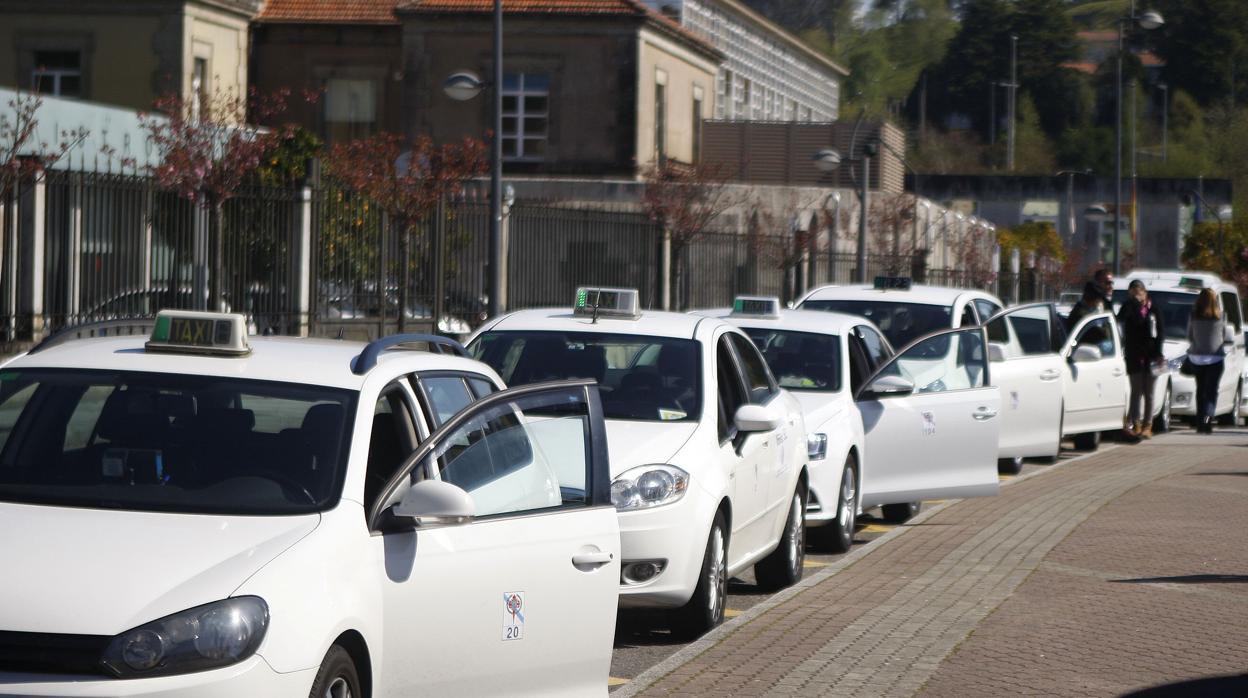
1056, 169, 1093, 244
1007, 34, 1018, 171
813, 139, 877, 284
1113, 6, 1164, 275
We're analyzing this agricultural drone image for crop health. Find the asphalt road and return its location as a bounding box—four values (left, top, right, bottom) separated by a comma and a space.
606, 425, 1166, 689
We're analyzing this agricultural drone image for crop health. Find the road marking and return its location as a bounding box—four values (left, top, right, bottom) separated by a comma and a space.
858, 523, 893, 534
803, 560, 828, 568
724, 608, 743, 618
608, 677, 630, 687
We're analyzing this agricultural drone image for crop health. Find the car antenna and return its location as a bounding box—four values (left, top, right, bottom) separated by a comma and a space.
335, 327, 345, 340
591, 295, 601, 324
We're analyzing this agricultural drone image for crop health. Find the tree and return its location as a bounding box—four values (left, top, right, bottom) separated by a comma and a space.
1155, 0, 1248, 108
640, 161, 737, 310
1, 90, 88, 198
1181, 220, 1248, 290
139, 87, 300, 310
324, 132, 486, 332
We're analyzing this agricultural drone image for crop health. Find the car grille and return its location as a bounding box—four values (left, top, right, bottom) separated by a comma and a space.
0, 631, 112, 676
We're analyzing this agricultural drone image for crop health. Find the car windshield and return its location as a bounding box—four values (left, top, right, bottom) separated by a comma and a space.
471, 331, 701, 422
742, 329, 841, 392
1112, 290, 1194, 340
0, 369, 356, 515
800, 299, 952, 349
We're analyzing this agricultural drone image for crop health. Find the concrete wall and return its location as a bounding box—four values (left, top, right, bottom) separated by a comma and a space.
185, 2, 251, 104
635, 27, 717, 167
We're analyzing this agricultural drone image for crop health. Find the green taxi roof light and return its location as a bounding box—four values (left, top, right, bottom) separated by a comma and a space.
146, 310, 250, 356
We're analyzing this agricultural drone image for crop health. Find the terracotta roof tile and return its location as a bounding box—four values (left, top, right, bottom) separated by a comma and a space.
257, 0, 400, 24
400, 0, 639, 14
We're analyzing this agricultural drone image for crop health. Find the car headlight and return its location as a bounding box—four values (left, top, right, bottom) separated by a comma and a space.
610, 464, 689, 511
1167, 357, 1185, 372
807, 433, 828, 461
101, 597, 268, 678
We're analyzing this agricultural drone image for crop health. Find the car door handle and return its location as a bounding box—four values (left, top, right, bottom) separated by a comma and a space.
1111, 368, 1125, 377
571, 551, 614, 569
1039, 369, 1061, 381
973, 406, 998, 420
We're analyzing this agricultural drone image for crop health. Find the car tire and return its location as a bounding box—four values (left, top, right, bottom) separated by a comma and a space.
676, 511, 728, 637
1040, 406, 1064, 464
1072, 430, 1100, 451
1153, 383, 1172, 433
755, 484, 807, 591
998, 456, 1024, 475
810, 456, 857, 554
1218, 384, 1242, 426
881, 501, 921, 524
308, 645, 361, 698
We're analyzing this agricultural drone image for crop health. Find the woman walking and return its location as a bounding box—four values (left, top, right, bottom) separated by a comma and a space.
1187, 288, 1228, 434
1117, 280, 1165, 438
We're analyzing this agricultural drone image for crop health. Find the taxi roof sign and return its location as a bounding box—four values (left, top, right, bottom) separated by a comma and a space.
873, 276, 912, 291
731, 296, 782, 318
147, 310, 250, 356
1177, 276, 1206, 290
573, 287, 640, 320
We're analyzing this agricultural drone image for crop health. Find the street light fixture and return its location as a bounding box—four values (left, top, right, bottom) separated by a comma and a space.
811, 141, 877, 283
443, 72, 485, 102
1113, 6, 1164, 276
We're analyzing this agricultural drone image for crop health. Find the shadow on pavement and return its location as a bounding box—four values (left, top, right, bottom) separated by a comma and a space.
1191, 471, 1248, 476
1111, 574, 1248, 585
1120, 673, 1248, 697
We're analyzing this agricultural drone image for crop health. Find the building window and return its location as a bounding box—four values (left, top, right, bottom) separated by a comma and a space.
502, 73, 550, 161
654, 81, 667, 165
31, 50, 82, 98
718, 69, 732, 119
692, 87, 704, 163
324, 78, 377, 144
191, 57, 209, 120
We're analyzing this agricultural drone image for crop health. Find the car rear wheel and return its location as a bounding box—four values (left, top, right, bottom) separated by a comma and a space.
756, 485, 807, 591
1072, 430, 1100, 451
881, 501, 921, 524
998, 456, 1024, 475
1153, 384, 1172, 433
810, 456, 857, 554
676, 511, 728, 637
309, 646, 360, 698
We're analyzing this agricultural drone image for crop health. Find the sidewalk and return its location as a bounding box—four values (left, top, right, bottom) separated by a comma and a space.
617, 429, 1248, 697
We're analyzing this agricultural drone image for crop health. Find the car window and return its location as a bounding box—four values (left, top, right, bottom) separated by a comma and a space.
959, 304, 978, 328
974, 300, 1002, 324
802, 299, 951, 348
1221, 292, 1243, 333
716, 336, 747, 443
467, 377, 496, 398
847, 334, 873, 395
874, 329, 987, 394
990, 305, 1057, 357
365, 385, 419, 509
743, 328, 841, 392
728, 333, 776, 403
418, 375, 475, 428
856, 326, 890, 367
0, 369, 355, 515
471, 331, 701, 422
1074, 316, 1115, 358
420, 387, 592, 517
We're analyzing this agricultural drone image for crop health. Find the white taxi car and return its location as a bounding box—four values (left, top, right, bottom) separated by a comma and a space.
1112, 271, 1245, 427
696, 297, 1002, 552
0, 312, 620, 697
468, 289, 809, 634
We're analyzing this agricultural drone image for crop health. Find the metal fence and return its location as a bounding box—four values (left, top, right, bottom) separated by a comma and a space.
0, 170, 1052, 348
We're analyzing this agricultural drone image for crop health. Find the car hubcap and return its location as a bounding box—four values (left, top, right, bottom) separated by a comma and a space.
708, 526, 725, 619
326, 677, 352, 698
1162, 390, 1171, 427
788, 494, 804, 572
839, 467, 856, 531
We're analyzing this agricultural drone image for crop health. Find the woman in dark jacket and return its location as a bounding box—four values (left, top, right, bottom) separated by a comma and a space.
1117, 280, 1165, 438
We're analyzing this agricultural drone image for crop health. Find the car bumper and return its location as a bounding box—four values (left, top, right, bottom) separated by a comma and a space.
803, 457, 841, 528
617, 488, 719, 609
0, 657, 316, 697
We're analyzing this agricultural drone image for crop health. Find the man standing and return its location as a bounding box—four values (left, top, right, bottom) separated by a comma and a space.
1093, 268, 1115, 308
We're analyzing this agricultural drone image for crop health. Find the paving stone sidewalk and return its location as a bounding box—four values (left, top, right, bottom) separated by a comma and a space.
621, 430, 1248, 697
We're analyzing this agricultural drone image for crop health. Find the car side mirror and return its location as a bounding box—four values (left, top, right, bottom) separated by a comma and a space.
734, 403, 783, 433
988, 342, 1007, 363
1070, 344, 1102, 363
859, 374, 915, 400
392, 480, 475, 528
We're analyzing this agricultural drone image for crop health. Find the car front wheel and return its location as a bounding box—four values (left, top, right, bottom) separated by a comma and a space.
1153, 384, 1172, 433
1218, 384, 1242, 426
755, 484, 807, 590
676, 511, 728, 637
810, 456, 857, 554
881, 501, 921, 523
998, 456, 1024, 475
309, 645, 361, 698
1072, 430, 1100, 451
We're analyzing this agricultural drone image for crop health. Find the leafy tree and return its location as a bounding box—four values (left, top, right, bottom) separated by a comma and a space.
1154, 0, 1248, 108
1181, 220, 1248, 290
1, 91, 88, 197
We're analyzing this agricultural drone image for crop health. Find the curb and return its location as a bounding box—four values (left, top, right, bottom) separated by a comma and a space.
611, 442, 1122, 697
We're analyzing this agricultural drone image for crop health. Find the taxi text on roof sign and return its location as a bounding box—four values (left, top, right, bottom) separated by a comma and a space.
573, 287, 641, 320
731, 296, 782, 318
146, 310, 251, 356
873, 276, 913, 291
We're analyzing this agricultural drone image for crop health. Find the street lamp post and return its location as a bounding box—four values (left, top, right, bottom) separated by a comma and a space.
1158, 83, 1169, 162
814, 142, 877, 284
1056, 169, 1093, 243
1113, 6, 1164, 276
1007, 34, 1018, 171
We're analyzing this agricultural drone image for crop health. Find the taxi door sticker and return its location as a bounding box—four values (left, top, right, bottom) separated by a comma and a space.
1010, 391, 1021, 411
503, 592, 525, 641
922, 411, 936, 436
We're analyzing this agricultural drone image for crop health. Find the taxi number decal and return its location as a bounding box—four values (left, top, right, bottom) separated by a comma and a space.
922, 411, 936, 436
503, 591, 525, 641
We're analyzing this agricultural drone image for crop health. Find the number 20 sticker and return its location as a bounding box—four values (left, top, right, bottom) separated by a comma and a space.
502, 592, 525, 641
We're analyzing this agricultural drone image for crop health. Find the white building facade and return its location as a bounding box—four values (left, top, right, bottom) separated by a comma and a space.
644, 0, 846, 122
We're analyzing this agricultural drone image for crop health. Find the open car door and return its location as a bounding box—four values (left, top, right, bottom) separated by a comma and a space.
1061, 311, 1129, 436
855, 326, 1001, 510
985, 303, 1066, 462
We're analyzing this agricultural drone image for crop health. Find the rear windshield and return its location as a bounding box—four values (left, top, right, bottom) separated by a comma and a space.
801, 299, 952, 349
471, 331, 701, 422
0, 369, 356, 515
742, 329, 841, 392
